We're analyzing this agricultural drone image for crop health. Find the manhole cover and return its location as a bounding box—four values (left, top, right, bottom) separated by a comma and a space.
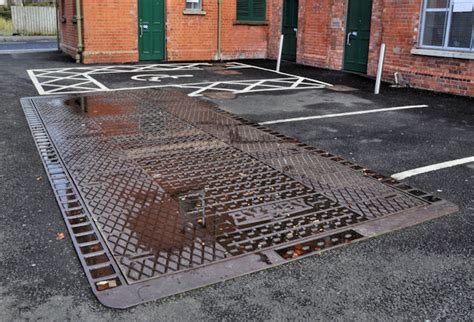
21, 89, 457, 308
202, 64, 228, 71
326, 85, 359, 92
212, 70, 242, 76
203, 91, 237, 99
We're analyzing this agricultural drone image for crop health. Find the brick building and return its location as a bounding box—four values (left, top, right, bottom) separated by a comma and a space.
58, 0, 473, 96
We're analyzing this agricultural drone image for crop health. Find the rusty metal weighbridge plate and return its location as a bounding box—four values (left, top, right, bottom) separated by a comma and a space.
21, 89, 458, 308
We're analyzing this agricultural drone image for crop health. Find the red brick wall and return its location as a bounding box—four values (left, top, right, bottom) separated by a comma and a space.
81, 0, 138, 64
60, 0, 269, 63
57, 0, 472, 96
167, 0, 269, 61
166, 1, 218, 60
366, 0, 383, 76
373, 0, 473, 96
267, 0, 282, 58
220, 0, 269, 60
58, 0, 138, 63
269, 0, 472, 96
58, 0, 78, 59
326, 0, 346, 70
269, 0, 346, 70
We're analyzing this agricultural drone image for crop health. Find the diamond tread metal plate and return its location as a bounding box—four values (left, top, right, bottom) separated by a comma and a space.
21, 89, 458, 308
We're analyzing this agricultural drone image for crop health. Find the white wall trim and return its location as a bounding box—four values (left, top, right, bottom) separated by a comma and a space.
411, 48, 474, 60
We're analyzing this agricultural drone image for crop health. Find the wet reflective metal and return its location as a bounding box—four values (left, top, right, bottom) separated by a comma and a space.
21, 89, 457, 308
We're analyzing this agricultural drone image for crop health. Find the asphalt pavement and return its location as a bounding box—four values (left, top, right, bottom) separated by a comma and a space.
0, 51, 472, 320
0, 37, 57, 54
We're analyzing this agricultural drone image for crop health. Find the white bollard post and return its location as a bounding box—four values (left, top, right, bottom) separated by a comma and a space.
276, 34, 284, 72
375, 43, 386, 95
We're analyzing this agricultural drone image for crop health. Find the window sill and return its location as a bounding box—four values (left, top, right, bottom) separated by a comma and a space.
411, 48, 474, 60
183, 9, 206, 15
233, 20, 268, 26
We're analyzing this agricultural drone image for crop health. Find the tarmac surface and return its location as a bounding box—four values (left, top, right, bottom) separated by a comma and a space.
0, 37, 57, 54
0, 52, 472, 320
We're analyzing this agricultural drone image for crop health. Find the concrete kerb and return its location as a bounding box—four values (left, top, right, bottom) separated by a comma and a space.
0, 36, 57, 42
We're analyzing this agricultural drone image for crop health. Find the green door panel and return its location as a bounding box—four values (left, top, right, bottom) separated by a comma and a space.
282, 0, 298, 61
344, 0, 372, 73
138, 0, 165, 61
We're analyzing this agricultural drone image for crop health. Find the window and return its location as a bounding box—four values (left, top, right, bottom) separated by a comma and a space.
236, 0, 266, 22
186, 0, 202, 11
420, 0, 474, 51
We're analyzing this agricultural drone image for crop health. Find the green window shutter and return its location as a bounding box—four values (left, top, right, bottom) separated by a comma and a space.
237, 0, 266, 21
252, 0, 266, 21
237, 0, 250, 21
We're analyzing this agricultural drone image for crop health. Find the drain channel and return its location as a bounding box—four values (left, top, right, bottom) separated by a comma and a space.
22, 99, 124, 293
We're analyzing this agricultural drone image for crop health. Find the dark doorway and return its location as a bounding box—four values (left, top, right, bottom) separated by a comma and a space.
281, 0, 298, 61
344, 0, 372, 73
138, 0, 165, 61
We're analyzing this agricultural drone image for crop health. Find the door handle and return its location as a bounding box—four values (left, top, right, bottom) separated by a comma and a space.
139, 19, 143, 38
346, 31, 358, 46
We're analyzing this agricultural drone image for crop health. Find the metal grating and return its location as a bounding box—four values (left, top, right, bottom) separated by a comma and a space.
21, 89, 457, 308
21, 99, 124, 293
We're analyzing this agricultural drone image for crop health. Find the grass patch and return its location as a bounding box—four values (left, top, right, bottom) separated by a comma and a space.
0, 16, 13, 36
0, 10, 12, 20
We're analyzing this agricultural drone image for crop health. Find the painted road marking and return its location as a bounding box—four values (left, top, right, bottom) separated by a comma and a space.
391, 157, 474, 180
131, 74, 194, 82
186, 77, 326, 97
259, 105, 428, 125
27, 62, 332, 96
228, 62, 333, 87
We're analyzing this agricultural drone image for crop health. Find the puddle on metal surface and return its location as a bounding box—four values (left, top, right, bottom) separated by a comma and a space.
21, 89, 456, 308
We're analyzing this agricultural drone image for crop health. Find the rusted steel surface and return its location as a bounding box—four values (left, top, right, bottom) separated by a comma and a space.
21, 90, 457, 308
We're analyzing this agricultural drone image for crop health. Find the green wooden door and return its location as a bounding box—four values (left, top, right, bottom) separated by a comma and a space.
344, 0, 372, 73
282, 0, 298, 61
138, 0, 165, 61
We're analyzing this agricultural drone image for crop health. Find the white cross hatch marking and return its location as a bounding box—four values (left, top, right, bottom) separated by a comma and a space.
27, 62, 332, 96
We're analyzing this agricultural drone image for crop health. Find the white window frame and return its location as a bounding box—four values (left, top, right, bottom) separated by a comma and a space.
419, 0, 474, 52
185, 0, 202, 11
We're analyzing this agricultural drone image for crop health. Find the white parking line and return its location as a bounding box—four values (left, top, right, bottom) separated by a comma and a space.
392, 157, 474, 180
259, 105, 428, 125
